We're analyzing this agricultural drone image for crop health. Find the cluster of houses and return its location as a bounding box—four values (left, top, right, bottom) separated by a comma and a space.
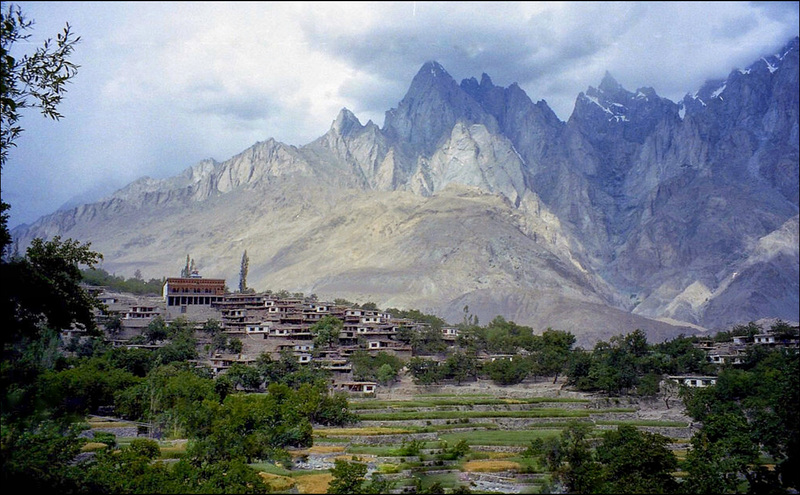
83, 271, 798, 394
667, 325, 799, 388
87, 272, 454, 394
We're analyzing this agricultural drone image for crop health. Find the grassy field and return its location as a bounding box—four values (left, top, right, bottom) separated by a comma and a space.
356, 407, 636, 421
439, 428, 563, 446
349, 396, 590, 410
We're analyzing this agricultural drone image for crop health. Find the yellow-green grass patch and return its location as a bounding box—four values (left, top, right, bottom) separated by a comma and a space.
293, 473, 333, 494
292, 445, 347, 456
159, 443, 186, 459
377, 463, 403, 474
81, 442, 109, 452
315, 426, 416, 436
258, 472, 296, 492
440, 429, 562, 446
595, 420, 689, 427
486, 451, 517, 459
414, 393, 494, 398
87, 421, 138, 429
356, 408, 628, 421
351, 397, 589, 410
249, 462, 291, 476
462, 460, 521, 472
672, 449, 688, 461
333, 454, 376, 463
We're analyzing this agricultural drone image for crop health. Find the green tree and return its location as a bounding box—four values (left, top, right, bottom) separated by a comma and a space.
1, 236, 104, 429
0, 421, 86, 492
81, 267, 165, 295
114, 363, 217, 437
327, 458, 393, 494
441, 351, 478, 384
2, 236, 103, 343
41, 356, 140, 415
545, 422, 604, 493
350, 350, 404, 382
408, 357, 441, 385
681, 348, 799, 492
128, 437, 160, 459
409, 325, 447, 355
143, 316, 168, 344
637, 372, 662, 398
155, 332, 198, 365
533, 328, 576, 383
684, 411, 759, 493
484, 316, 537, 353
238, 250, 249, 293
385, 307, 446, 330
595, 425, 678, 493
76, 440, 267, 493
202, 318, 222, 336
376, 362, 397, 385
103, 313, 123, 338
226, 336, 243, 354
651, 335, 713, 375
484, 356, 530, 385
226, 363, 262, 392
436, 439, 471, 461
456, 324, 488, 353
573, 333, 643, 395
327, 459, 368, 494
310, 315, 343, 349
186, 385, 313, 464
294, 384, 357, 426
106, 346, 153, 377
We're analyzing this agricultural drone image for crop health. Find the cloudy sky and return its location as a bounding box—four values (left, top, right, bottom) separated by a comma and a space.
3, 1, 798, 228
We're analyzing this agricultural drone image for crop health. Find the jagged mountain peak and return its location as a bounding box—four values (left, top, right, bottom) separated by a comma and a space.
405, 60, 459, 93
748, 35, 799, 74
383, 61, 498, 155
330, 107, 364, 137
419, 60, 450, 78
598, 71, 623, 94
683, 36, 799, 112
180, 158, 219, 181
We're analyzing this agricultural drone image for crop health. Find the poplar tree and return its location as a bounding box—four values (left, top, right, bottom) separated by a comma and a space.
238, 250, 249, 292
181, 255, 190, 277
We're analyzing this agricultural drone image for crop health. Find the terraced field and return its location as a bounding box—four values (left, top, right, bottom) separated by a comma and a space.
285, 377, 694, 493
83, 377, 694, 493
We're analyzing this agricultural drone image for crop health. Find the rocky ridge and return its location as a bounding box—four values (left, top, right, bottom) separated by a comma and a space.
12, 37, 799, 345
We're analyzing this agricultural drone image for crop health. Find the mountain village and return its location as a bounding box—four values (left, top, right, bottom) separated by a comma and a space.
73, 264, 800, 398
80, 265, 437, 395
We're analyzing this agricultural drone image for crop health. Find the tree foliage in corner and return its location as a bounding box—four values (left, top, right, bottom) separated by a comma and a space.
1, 3, 80, 254
0, 3, 80, 166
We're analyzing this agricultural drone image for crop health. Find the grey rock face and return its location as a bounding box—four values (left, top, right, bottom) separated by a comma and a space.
12, 37, 799, 343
